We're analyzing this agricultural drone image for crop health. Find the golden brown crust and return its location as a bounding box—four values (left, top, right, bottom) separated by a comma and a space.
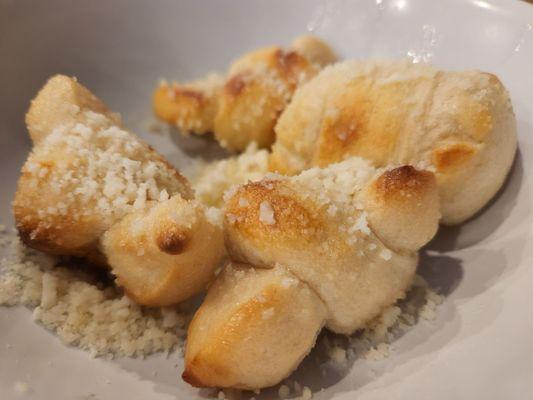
25, 75, 116, 144
224, 181, 322, 256
13, 166, 109, 261
185, 285, 287, 387
175, 88, 205, 103
152, 80, 219, 134
314, 75, 400, 169
364, 166, 440, 251
224, 73, 248, 98
273, 49, 309, 87
373, 166, 436, 199
15, 215, 97, 258
155, 225, 190, 255
290, 35, 337, 67
432, 142, 477, 172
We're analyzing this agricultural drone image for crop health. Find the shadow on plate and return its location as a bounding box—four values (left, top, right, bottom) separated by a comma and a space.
167, 126, 228, 161
250, 250, 464, 399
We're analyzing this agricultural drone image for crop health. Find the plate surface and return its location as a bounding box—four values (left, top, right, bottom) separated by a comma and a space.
1, 0, 533, 399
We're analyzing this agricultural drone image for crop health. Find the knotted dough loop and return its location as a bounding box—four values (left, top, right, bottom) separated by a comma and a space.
270, 60, 517, 225
153, 35, 337, 152
13, 75, 224, 306
184, 157, 440, 389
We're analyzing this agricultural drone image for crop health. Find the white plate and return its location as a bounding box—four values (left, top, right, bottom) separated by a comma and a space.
1, 0, 533, 399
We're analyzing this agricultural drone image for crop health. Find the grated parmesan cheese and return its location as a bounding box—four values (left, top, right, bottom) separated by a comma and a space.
259, 201, 276, 225
379, 249, 393, 261
278, 384, 291, 399
17, 108, 190, 243
188, 143, 269, 208
0, 231, 188, 358
289, 157, 377, 246
365, 342, 391, 361
328, 346, 347, 364
205, 207, 223, 227
301, 386, 313, 400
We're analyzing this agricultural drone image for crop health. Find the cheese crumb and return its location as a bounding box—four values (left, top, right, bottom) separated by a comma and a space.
380, 249, 392, 261
189, 143, 269, 207
41, 272, 58, 309
278, 384, 291, 399
365, 342, 390, 361
259, 201, 275, 225
222, 186, 238, 203
328, 346, 347, 364
351, 212, 370, 235
205, 207, 222, 227
301, 386, 313, 400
